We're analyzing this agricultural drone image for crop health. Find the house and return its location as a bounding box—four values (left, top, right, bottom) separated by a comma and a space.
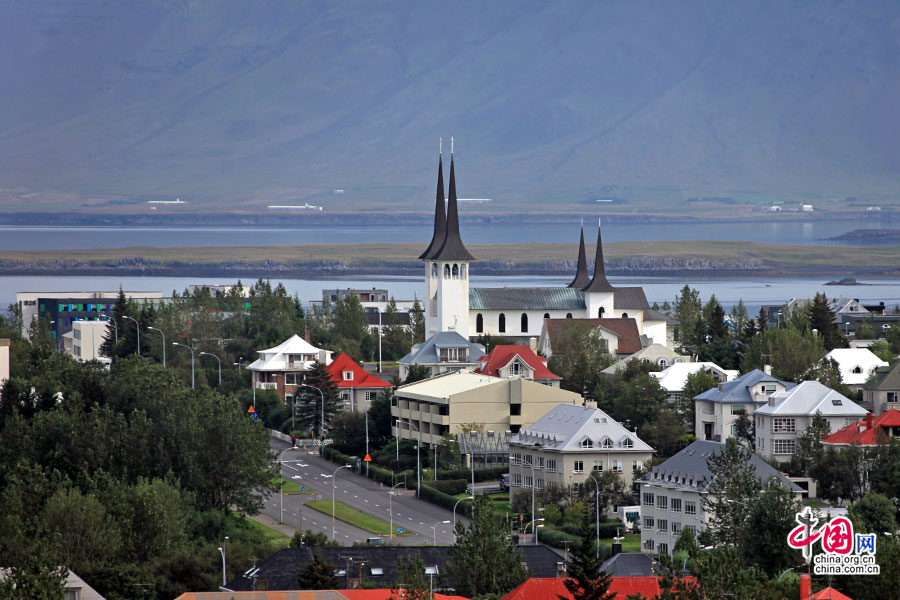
326, 353, 391, 412
601, 343, 690, 375
223, 545, 563, 592
178, 591, 467, 600
0, 569, 107, 600
398, 331, 486, 380
600, 553, 660, 577
473, 344, 562, 387
861, 360, 900, 416
753, 381, 868, 464
638, 440, 801, 556
500, 577, 693, 600
823, 348, 887, 389
763, 297, 869, 330
0, 338, 9, 394
248, 334, 333, 404
509, 404, 653, 511
61, 320, 109, 363
651, 362, 738, 403
821, 410, 900, 449
693, 369, 794, 442
393, 371, 582, 447
538, 317, 643, 359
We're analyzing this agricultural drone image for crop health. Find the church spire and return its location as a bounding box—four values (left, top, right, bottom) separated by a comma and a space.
419, 151, 446, 260
567, 226, 590, 288
431, 148, 475, 261
582, 220, 614, 292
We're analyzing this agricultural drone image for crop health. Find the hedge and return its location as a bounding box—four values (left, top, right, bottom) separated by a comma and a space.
539, 527, 581, 549
439, 466, 507, 483
560, 522, 624, 539
424, 478, 467, 495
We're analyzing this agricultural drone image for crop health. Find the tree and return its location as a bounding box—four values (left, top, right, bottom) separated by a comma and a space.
808, 293, 844, 350
730, 300, 750, 340
678, 369, 718, 429
297, 552, 338, 590
403, 364, 431, 384
756, 306, 768, 332
706, 298, 729, 340
810, 445, 868, 503
608, 372, 665, 429
382, 298, 412, 360
741, 482, 801, 575
447, 495, 528, 598
733, 412, 754, 448
806, 357, 854, 399
639, 409, 687, 459
547, 321, 613, 396
367, 387, 395, 446
848, 492, 897, 534
673, 285, 702, 351
742, 327, 824, 382
332, 294, 371, 361
867, 340, 896, 363
391, 554, 430, 600
869, 436, 900, 499
409, 299, 425, 344
792, 413, 829, 477
701, 439, 761, 548
560, 510, 616, 600
295, 360, 341, 437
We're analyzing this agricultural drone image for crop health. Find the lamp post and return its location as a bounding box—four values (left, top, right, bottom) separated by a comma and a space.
217, 546, 226, 587
452, 496, 474, 542
397, 419, 421, 498
172, 342, 195, 389
122, 315, 140, 356
433, 520, 450, 546
467, 452, 476, 518
278, 447, 301, 524
389, 483, 405, 539
330, 464, 352, 540
147, 326, 165, 366
588, 474, 601, 558
299, 384, 325, 438
235, 357, 243, 375
199, 351, 222, 386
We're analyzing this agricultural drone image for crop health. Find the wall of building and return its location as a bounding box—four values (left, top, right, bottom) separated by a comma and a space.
470, 309, 574, 338
0, 339, 9, 394
639, 483, 706, 556
756, 413, 862, 463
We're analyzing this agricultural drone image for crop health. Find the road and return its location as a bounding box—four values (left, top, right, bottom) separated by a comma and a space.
261, 437, 469, 546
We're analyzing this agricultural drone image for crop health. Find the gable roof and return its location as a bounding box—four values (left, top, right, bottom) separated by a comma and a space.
470, 287, 585, 311
600, 553, 660, 577
248, 334, 331, 371
512, 404, 653, 453
399, 331, 486, 365
864, 360, 900, 391
501, 577, 693, 600
822, 409, 900, 446
754, 381, 867, 417
694, 369, 794, 404
824, 348, 888, 386
612, 287, 651, 310
651, 362, 738, 392
326, 353, 391, 389
543, 318, 643, 355
177, 591, 467, 600
639, 440, 802, 493
601, 344, 689, 374
810, 587, 854, 600
474, 345, 561, 380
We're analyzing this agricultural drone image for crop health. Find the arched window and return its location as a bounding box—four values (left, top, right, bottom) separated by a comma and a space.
544, 313, 550, 320
476, 313, 484, 333
521, 313, 528, 332
622, 312, 628, 318
566, 313, 573, 319
452, 264, 459, 279
598, 307, 605, 317
499, 313, 506, 333
461, 265, 467, 279
658, 358, 668, 368
431, 263, 438, 278
444, 264, 451, 279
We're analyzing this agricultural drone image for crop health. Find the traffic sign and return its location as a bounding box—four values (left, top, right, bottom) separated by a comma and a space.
397, 528, 403, 534
247, 405, 256, 413
363, 453, 372, 462
300, 486, 306, 492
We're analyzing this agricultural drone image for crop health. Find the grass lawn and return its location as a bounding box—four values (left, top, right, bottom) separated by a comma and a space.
239, 516, 291, 548
269, 474, 317, 495
598, 533, 641, 553
305, 500, 413, 536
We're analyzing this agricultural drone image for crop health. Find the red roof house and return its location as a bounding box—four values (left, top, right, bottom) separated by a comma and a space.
473, 345, 562, 386
821, 409, 900, 448
326, 353, 392, 412
501, 576, 697, 600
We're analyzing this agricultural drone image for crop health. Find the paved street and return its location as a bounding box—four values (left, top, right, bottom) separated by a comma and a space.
261, 437, 469, 546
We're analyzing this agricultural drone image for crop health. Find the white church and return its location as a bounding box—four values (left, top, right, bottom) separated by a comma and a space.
420, 152, 667, 351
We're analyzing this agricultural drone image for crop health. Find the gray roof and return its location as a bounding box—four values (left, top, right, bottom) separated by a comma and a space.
694, 369, 794, 404
470, 287, 585, 311
399, 331, 485, 364
512, 403, 653, 453
613, 287, 651, 310
639, 439, 802, 493
754, 381, 867, 417
601, 343, 689, 374
600, 553, 659, 577
643, 308, 668, 321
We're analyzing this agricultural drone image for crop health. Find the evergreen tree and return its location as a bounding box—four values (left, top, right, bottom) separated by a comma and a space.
382, 298, 411, 360
391, 554, 431, 600
756, 306, 768, 331
673, 285, 702, 350
707, 301, 729, 340
560, 510, 615, 600
848, 492, 897, 535
447, 495, 528, 598
332, 294, 371, 361
869, 436, 900, 499
808, 293, 843, 350
296, 361, 341, 437
678, 369, 718, 429
701, 439, 761, 548
793, 413, 830, 476
729, 300, 750, 340
403, 365, 431, 384
742, 327, 824, 382
297, 552, 338, 590
409, 299, 426, 344
733, 412, 754, 448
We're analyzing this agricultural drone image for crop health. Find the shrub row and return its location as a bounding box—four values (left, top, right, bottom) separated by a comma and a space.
559, 522, 624, 539
538, 527, 581, 549
424, 478, 467, 495
440, 466, 507, 483
419, 483, 472, 514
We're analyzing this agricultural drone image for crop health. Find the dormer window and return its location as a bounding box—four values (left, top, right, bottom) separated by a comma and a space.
601, 437, 613, 449
343, 371, 353, 381
581, 438, 593, 449
622, 438, 634, 449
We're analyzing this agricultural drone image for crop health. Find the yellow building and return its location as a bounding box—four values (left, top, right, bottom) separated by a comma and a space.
391, 371, 582, 448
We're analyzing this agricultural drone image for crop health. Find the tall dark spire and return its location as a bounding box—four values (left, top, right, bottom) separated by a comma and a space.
431, 154, 476, 261
582, 221, 614, 292
567, 227, 590, 288
419, 154, 446, 260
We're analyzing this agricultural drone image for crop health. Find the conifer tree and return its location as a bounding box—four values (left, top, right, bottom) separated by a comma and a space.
560, 510, 615, 600
296, 360, 341, 437
409, 299, 426, 344
297, 551, 338, 590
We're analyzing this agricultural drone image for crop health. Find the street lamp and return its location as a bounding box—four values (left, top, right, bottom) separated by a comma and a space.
397, 419, 421, 498
217, 546, 226, 587
588, 474, 601, 558
523, 520, 544, 539
146, 326, 165, 366
278, 447, 301, 524
172, 342, 195, 389
453, 496, 474, 542
199, 351, 222, 386
389, 483, 405, 539
299, 384, 325, 438
433, 519, 450, 546
122, 315, 140, 356
234, 357, 243, 375
330, 464, 352, 540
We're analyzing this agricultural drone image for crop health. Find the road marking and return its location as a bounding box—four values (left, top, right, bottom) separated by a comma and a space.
364, 500, 369, 503
353, 495, 358, 498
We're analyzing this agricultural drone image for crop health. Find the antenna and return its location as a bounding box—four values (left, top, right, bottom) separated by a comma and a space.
439, 137, 442, 155
451, 136, 454, 155
598, 217, 602, 228
580, 217, 584, 228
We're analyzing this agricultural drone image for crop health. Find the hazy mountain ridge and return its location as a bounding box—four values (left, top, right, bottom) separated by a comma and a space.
1, 0, 899, 210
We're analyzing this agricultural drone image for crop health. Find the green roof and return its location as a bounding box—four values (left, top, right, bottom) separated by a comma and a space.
864, 360, 900, 390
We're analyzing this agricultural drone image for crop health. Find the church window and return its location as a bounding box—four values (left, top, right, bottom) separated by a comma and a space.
521, 313, 528, 332
499, 313, 506, 333
461, 265, 467, 279
431, 263, 438, 278
544, 313, 550, 320
566, 313, 572, 319
622, 312, 628, 318
598, 307, 605, 317
476, 313, 484, 333
444, 264, 451, 279
452, 264, 459, 279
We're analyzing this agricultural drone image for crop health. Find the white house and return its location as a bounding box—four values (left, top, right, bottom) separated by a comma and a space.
398, 331, 486, 380
693, 369, 793, 442
248, 334, 332, 404
754, 381, 868, 464
651, 362, 738, 403
824, 348, 888, 389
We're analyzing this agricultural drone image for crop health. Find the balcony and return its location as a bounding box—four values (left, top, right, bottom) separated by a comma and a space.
255, 382, 277, 390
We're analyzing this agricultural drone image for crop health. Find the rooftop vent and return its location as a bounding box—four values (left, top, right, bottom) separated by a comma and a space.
832, 399, 842, 405
371, 568, 384, 576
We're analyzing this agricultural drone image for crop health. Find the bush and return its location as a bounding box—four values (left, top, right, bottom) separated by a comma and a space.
538, 527, 581, 549
424, 479, 467, 495
440, 466, 507, 483
559, 522, 623, 539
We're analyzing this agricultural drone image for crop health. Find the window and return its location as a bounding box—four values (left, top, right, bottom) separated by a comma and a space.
343, 371, 354, 380
511, 453, 521, 465
658, 543, 669, 556
510, 404, 521, 416
731, 404, 745, 415
523, 454, 532, 466
598, 307, 605, 317
658, 358, 668, 368
364, 391, 372, 403
774, 439, 796, 455
601, 437, 613, 449
671, 498, 682, 512
544, 313, 550, 319
432, 263, 438, 278
657, 496, 668, 510
476, 313, 483, 333
612, 460, 623, 473
581, 438, 593, 449
644, 516, 654, 528
731, 425, 738, 436
499, 313, 506, 333
887, 392, 898, 403
757, 437, 765, 450
566, 313, 573, 319
444, 264, 451, 278
622, 437, 634, 448
341, 391, 351, 404
370, 567, 384, 576
535, 456, 544, 469
621, 312, 628, 318
452, 264, 459, 279
573, 461, 584, 473
521, 313, 528, 332
685, 501, 696, 516
672, 522, 682, 535
461, 265, 467, 279
524, 475, 533, 488
511, 474, 522, 487
657, 519, 667, 532
772, 418, 796, 433
643, 539, 655, 551
546, 458, 556, 473
686, 524, 698, 536
642, 492, 654, 507
510, 361, 521, 375
64, 591, 81, 600
632, 460, 643, 473
536, 478, 544, 490
761, 384, 776, 394
593, 460, 604, 473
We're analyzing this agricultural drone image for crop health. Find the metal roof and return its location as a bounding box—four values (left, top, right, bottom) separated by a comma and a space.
469, 287, 586, 310
754, 381, 867, 417
398, 331, 486, 364
693, 369, 793, 404
613, 287, 651, 310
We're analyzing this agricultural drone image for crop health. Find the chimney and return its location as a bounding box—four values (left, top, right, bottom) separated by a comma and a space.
304, 328, 311, 343
800, 574, 811, 600
764, 364, 772, 375
529, 337, 538, 353
865, 412, 873, 430
611, 542, 622, 557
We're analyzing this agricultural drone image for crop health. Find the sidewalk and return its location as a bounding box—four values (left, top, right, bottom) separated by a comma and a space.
249, 512, 297, 538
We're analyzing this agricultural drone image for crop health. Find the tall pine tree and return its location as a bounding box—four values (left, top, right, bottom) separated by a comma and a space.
560, 510, 615, 600
297, 551, 338, 589
296, 360, 341, 437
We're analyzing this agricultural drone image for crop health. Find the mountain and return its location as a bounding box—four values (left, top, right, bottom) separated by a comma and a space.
1, 1, 899, 213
